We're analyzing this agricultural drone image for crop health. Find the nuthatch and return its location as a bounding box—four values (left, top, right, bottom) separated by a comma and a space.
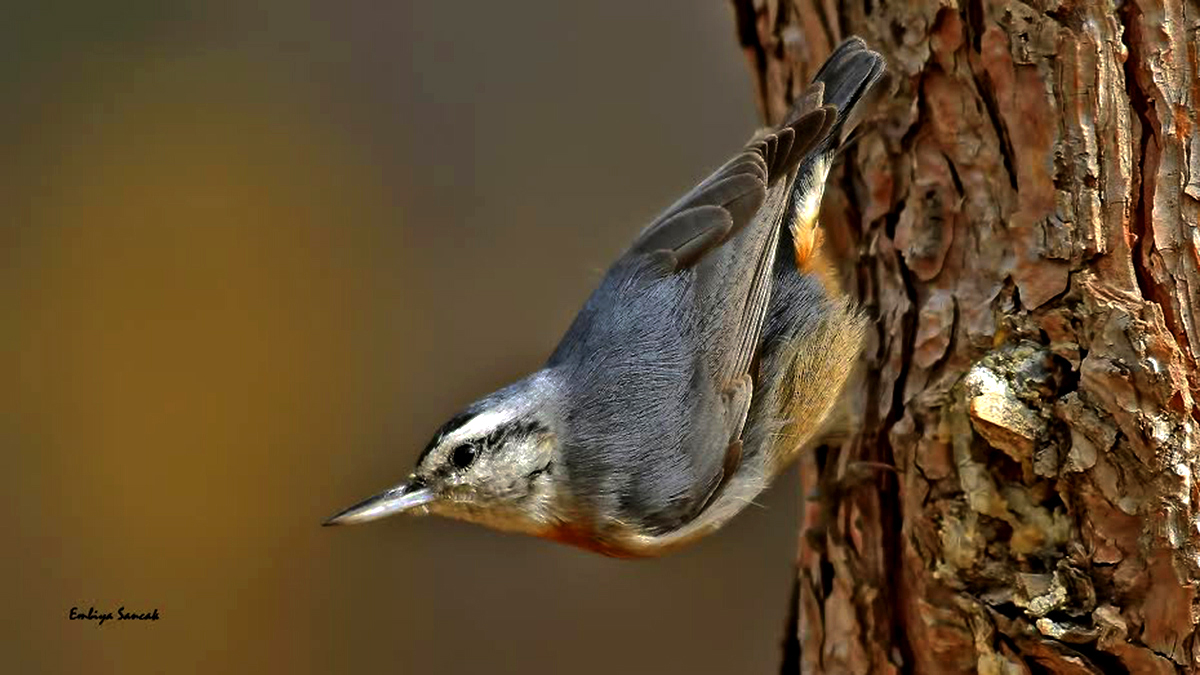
325, 38, 886, 558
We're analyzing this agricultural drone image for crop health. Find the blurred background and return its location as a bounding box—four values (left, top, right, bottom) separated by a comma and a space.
1, 2, 804, 673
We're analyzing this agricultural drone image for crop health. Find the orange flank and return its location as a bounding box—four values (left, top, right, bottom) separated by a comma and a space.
792, 220, 824, 272
790, 208, 841, 295
543, 522, 643, 558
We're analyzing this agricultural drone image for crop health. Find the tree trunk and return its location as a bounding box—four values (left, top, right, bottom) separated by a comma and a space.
731, 0, 1200, 672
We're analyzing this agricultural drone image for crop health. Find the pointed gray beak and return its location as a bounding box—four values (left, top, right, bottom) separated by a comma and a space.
323, 479, 435, 526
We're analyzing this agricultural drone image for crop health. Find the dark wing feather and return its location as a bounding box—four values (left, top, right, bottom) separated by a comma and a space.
625, 108, 832, 274
635, 205, 732, 269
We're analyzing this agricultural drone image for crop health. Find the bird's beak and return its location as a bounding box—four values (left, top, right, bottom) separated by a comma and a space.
323, 479, 435, 526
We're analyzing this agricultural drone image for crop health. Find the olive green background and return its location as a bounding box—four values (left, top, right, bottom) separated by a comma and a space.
2, 2, 804, 673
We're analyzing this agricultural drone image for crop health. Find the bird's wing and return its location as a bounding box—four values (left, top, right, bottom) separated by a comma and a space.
625, 108, 833, 272
693, 38, 886, 502
698, 38, 886, 393
547, 108, 833, 369
622, 36, 886, 278
551, 39, 884, 390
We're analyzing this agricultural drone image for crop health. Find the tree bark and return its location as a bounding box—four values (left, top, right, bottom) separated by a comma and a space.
731, 1, 1200, 673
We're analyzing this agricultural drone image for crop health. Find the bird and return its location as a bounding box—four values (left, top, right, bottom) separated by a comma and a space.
324, 38, 886, 558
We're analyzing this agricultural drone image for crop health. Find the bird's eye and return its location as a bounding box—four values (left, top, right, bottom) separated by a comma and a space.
450, 444, 477, 470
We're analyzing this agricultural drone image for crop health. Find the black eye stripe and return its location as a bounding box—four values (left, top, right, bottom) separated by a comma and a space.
519, 421, 548, 437
485, 428, 505, 449
482, 421, 547, 450
417, 416, 549, 468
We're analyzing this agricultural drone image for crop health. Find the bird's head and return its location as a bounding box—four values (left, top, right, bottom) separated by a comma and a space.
324, 373, 565, 536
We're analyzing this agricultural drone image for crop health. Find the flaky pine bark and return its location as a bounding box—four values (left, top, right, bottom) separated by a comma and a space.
731, 0, 1200, 673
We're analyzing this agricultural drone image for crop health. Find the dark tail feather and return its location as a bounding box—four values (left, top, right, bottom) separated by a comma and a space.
780, 38, 886, 274
798, 37, 887, 152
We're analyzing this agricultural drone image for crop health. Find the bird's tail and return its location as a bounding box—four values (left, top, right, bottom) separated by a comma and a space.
783, 37, 886, 276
